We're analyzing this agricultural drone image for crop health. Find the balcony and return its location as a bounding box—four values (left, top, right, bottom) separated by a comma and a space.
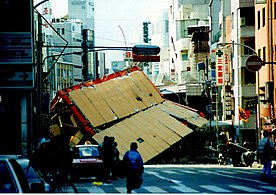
239, 25, 255, 38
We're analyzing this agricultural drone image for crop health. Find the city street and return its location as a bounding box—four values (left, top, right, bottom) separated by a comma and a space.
73, 164, 276, 193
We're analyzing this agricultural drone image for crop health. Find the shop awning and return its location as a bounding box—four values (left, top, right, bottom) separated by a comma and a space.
50, 66, 208, 163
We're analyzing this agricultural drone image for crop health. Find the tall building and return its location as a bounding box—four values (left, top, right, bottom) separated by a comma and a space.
68, 0, 97, 80
51, 18, 83, 92
68, 0, 95, 30
231, 0, 257, 144
168, 0, 209, 84
151, 9, 170, 77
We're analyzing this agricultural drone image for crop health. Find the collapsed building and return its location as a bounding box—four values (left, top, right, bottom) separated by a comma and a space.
49, 66, 209, 163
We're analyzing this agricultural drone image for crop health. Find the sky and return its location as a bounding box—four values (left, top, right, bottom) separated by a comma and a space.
34, 0, 170, 66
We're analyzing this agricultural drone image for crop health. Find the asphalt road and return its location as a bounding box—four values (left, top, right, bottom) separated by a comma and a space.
73, 164, 276, 193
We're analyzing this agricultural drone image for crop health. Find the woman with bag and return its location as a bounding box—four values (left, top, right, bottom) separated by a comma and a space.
123, 142, 144, 193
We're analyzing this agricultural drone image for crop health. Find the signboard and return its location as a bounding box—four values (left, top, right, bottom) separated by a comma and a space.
42, 2, 53, 36
111, 61, 126, 72
215, 49, 224, 86
0, 65, 34, 88
0, 33, 33, 64
224, 48, 230, 82
245, 55, 263, 72
133, 55, 160, 62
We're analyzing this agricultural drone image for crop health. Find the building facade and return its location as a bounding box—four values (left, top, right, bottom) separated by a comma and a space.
255, 0, 276, 136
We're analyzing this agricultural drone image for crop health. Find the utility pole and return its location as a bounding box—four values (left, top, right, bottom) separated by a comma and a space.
36, 14, 43, 138
269, 0, 274, 118
82, 29, 88, 81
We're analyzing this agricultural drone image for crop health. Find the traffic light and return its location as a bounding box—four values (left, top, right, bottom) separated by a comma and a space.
143, 22, 149, 43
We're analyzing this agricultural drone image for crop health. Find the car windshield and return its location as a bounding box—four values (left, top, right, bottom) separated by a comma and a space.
0, 161, 17, 193
78, 146, 100, 158
16, 159, 40, 180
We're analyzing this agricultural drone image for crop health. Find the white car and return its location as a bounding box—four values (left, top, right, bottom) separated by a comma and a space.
16, 158, 51, 193
0, 156, 30, 193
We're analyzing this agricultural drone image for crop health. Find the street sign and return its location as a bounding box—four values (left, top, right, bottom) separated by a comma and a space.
133, 55, 160, 62
0, 65, 34, 89
245, 55, 263, 72
132, 45, 160, 55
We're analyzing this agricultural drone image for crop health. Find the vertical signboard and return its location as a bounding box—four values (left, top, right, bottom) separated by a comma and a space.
224, 48, 230, 83
225, 86, 232, 120
210, 49, 216, 80
215, 48, 224, 86
42, 2, 53, 36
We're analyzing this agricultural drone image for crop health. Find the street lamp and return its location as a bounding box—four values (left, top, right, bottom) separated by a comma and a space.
118, 25, 131, 67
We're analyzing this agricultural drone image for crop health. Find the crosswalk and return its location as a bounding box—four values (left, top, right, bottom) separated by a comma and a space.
77, 184, 276, 193
75, 168, 276, 193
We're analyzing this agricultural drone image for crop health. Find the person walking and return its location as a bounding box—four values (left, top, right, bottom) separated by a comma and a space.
98, 136, 117, 183
257, 130, 275, 181
110, 137, 120, 180
123, 142, 144, 193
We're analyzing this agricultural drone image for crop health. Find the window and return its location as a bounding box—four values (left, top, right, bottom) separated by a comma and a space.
243, 40, 255, 55
62, 28, 65, 35
274, 2, 276, 19
181, 50, 188, 60
165, 20, 169, 33
262, 7, 265, 27
231, 12, 234, 29
263, 46, 266, 62
242, 67, 256, 85
240, 7, 255, 26
258, 11, 260, 29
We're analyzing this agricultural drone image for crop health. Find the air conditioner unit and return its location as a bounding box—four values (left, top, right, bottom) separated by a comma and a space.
240, 17, 246, 26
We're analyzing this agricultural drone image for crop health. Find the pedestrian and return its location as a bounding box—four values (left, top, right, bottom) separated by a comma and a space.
110, 137, 120, 180
29, 138, 52, 177
257, 130, 275, 181
98, 136, 114, 183
123, 142, 144, 193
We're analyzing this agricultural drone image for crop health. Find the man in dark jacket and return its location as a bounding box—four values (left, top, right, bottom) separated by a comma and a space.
257, 131, 275, 180
123, 142, 144, 193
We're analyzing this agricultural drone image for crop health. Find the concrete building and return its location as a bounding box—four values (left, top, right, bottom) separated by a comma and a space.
165, 0, 210, 112
68, 0, 97, 80
160, 0, 259, 146
208, 0, 257, 145
151, 9, 170, 79
68, 0, 95, 30
255, 0, 276, 136
168, 0, 209, 84
230, 0, 257, 145
51, 18, 83, 91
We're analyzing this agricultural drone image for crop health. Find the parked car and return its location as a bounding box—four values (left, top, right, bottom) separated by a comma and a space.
0, 155, 32, 193
16, 158, 51, 193
71, 144, 103, 180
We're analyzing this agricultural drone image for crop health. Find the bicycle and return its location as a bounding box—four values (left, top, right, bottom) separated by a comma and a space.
45, 170, 78, 193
